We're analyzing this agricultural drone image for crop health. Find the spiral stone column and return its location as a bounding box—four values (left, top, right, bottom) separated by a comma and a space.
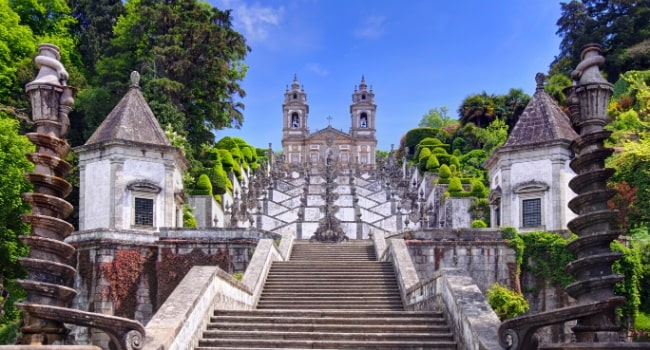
565, 44, 624, 343
16, 43, 77, 345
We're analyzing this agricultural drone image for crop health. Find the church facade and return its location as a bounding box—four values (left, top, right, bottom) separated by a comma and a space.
281, 75, 377, 169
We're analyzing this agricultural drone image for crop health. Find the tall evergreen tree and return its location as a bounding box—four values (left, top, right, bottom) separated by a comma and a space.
86, 0, 250, 155
552, 0, 650, 81
68, 0, 124, 77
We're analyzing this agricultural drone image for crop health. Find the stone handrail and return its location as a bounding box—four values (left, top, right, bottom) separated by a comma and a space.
406, 268, 503, 350
17, 303, 144, 350
497, 297, 625, 350
381, 237, 503, 350
370, 230, 387, 260
143, 236, 288, 350
383, 239, 420, 308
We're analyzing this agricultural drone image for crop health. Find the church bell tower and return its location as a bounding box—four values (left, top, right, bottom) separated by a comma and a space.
349, 75, 377, 165
282, 75, 309, 164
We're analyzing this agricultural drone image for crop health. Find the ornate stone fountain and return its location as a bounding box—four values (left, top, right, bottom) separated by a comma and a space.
12, 43, 144, 349
310, 153, 348, 243
498, 44, 650, 349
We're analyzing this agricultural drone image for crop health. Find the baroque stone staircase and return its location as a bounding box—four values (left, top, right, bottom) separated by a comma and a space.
196, 240, 456, 349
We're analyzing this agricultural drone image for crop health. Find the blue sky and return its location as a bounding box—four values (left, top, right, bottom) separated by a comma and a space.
209, 0, 563, 151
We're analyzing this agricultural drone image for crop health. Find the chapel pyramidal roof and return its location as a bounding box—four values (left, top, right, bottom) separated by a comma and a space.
84, 71, 171, 147
502, 73, 578, 147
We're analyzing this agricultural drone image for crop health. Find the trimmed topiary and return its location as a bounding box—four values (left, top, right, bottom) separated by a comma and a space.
183, 205, 198, 228
439, 164, 451, 179
218, 149, 235, 171
470, 179, 488, 198
471, 219, 487, 228
418, 147, 431, 162
448, 176, 463, 193
426, 155, 440, 171
193, 174, 213, 196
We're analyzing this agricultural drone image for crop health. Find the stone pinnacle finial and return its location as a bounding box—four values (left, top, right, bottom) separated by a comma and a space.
28, 44, 69, 86
130, 71, 140, 88
571, 43, 608, 85
535, 72, 545, 91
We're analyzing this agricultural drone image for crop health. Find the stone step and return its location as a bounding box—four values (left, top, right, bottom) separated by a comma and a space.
201, 330, 453, 342
207, 322, 446, 332
260, 291, 400, 297
255, 303, 403, 310
214, 309, 443, 318
196, 338, 457, 349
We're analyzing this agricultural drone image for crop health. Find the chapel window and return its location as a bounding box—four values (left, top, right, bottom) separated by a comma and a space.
362, 94, 366, 100
293, 93, 297, 99
134, 197, 154, 226
291, 112, 299, 128
522, 198, 541, 227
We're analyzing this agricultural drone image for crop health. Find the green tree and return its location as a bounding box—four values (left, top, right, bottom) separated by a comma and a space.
0, 0, 36, 108
418, 107, 457, 128
0, 113, 34, 327
68, 0, 125, 76
88, 0, 250, 155
553, 0, 650, 81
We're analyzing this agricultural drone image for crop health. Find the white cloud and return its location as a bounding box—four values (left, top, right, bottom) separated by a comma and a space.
217, 0, 284, 42
306, 63, 329, 76
354, 15, 387, 39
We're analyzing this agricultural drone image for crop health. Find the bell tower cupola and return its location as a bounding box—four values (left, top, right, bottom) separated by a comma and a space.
283, 74, 309, 135
349, 75, 377, 165
350, 75, 376, 134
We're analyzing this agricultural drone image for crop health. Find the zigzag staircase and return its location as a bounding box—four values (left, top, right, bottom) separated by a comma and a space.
196, 240, 456, 349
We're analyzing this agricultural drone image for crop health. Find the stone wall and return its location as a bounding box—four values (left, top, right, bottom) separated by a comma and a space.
403, 229, 518, 293
67, 228, 275, 346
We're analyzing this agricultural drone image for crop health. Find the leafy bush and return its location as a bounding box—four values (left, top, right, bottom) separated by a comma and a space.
218, 149, 235, 171
470, 179, 488, 198
439, 164, 451, 179
471, 219, 487, 228
404, 128, 448, 158
192, 173, 213, 195
417, 147, 431, 161
448, 177, 463, 193
637, 312, 650, 333
432, 147, 448, 155
612, 239, 643, 327
487, 283, 529, 320
183, 204, 197, 228
426, 155, 440, 171
215, 136, 239, 150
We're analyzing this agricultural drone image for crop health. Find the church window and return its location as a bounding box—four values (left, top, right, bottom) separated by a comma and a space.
134, 197, 154, 226
360, 113, 368, 128
293, 93, 297, 99
362, 94, 366, 100
291, 112, 300, 128
310, 152, 319, 162
522, 198, 541, 227
340, 152, 349, 163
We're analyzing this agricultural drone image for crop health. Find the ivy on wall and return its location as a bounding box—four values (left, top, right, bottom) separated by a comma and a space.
101, 249, 149, 318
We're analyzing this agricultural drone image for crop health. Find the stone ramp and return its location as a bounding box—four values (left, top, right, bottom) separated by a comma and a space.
197, 240, 456, 349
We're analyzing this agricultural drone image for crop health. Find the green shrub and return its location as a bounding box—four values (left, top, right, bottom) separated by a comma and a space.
231, 272, 244, 281
419, 137, 443, 146
448, 177, 463, 192
183, 204, 197, 228
241, 146, 253, 162
487, 283, 529, 320
218, 149, 235, 171
193, 173, 213, 196
439, 164, 451, 179
231, 147, 244, 162
470, 179, 488, 198
636, 312, 650, 333
418, 147, 431, 162
432, 147, 448, 154
426, 155, 440, 171
471, 219, 487, 228
215, 136, 239, 150
211, 167, 231, 195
